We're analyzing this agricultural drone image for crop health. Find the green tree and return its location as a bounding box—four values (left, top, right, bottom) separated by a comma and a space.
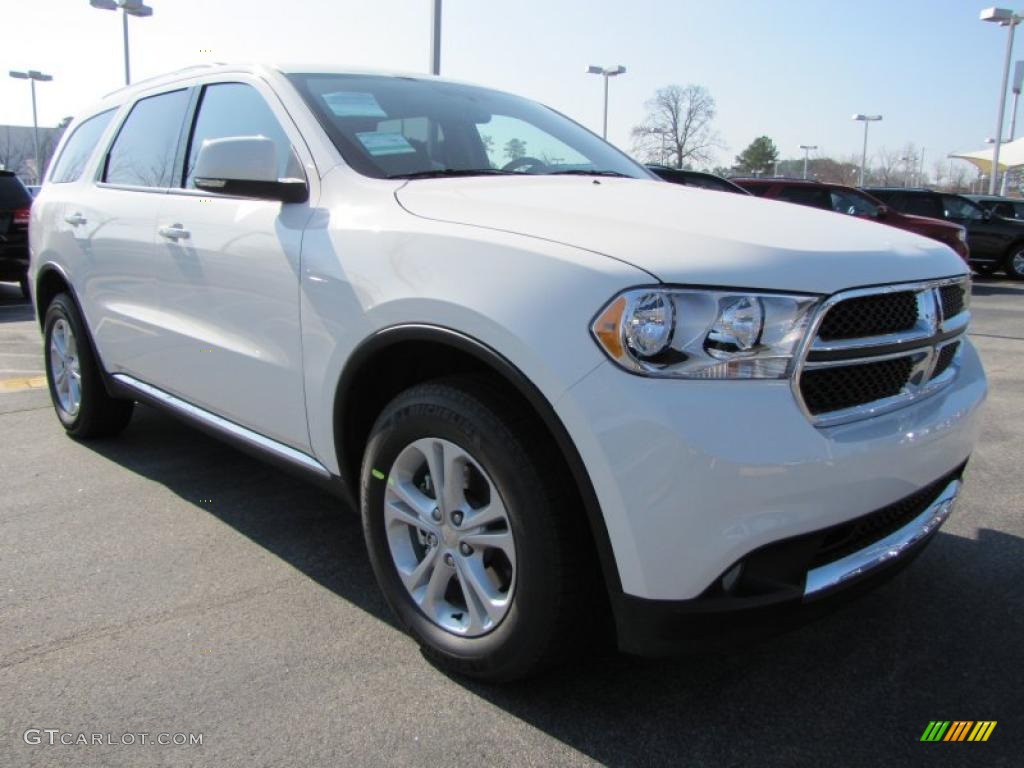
735, 136, 779, 176
504, 138, 527, 161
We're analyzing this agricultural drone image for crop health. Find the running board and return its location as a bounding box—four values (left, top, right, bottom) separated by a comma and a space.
112, 374, 331, 479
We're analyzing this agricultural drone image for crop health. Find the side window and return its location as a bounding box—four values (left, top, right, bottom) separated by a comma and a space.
777, 185, 831, 209
900, 194, 944, 219
184, 83, 302, 188
942, 195, 984, 221
50, 109, 116, 183
829, 188, 877, 216
104, 89, 190, 188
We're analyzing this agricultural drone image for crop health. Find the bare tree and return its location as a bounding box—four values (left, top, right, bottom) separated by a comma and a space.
871, 146, 904, 186
0, 126, 33, 177
631, 84, 723, 168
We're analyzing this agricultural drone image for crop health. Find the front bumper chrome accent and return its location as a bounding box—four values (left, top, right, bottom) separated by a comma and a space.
803, 477, 960, 597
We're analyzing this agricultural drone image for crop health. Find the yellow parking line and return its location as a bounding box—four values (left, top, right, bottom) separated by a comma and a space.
0, 375, 47, 393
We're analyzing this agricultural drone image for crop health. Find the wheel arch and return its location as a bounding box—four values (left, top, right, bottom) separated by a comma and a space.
34, 262, 75, 329
333, 324, 623, 596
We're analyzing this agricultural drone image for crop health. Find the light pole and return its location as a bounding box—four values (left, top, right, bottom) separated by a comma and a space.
8, 70, 53, 185
429, 0, 442, 75
89, 0, 153, 86
799, 144, 817, 179
853, 114, 882, 186
901, 155, 913, 187
980, 7, 1021, 194
1011, 60, 1024, 140
586, 65, 626, 140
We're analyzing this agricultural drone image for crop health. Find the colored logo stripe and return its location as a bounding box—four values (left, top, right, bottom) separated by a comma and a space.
920, 721, 996, 742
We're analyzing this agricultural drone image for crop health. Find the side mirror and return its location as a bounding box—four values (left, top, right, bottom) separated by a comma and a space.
982, 209, 993, 221
875, 205, 888, 218
193, 136, 308, 204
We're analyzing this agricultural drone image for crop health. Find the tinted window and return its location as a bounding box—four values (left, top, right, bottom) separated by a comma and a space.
899, 194, 944, 219
0, 174, 32, 209
104, 89, 190, 188
777, 185, 831, 209
287, 73, 647, 180
829, 188, 878, 216
50, 109, 116, 183
942, 195, 984, 221
184, 83, 302, 189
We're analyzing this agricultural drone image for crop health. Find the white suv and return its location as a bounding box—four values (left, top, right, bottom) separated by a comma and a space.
30, 64, 986, 681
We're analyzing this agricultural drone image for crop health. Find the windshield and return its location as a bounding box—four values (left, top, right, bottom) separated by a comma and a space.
287, 73, 652, 180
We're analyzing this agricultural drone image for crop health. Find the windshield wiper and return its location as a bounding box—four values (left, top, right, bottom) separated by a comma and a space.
545, 169, 631, 178
388, 168, 516, 180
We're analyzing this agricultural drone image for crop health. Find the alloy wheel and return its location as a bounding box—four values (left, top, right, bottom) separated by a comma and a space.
49, 318, 81, 418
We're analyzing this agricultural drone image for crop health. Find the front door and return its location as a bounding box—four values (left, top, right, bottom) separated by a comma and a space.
150, 79, 314, 450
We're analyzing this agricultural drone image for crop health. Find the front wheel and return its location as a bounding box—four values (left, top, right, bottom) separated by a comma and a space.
1004, 246, 1024, 280
360, 377, 593, 682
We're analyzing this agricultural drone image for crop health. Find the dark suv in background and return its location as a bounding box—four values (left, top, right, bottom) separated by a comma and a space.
0, 171, 32, 298
868, 188, 1024, 278
737, 178, 970, 263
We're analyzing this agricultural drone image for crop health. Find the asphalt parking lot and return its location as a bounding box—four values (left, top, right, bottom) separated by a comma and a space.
1, 277, 1021, 767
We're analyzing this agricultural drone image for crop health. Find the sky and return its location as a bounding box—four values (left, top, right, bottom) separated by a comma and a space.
0, 0, 1012, 172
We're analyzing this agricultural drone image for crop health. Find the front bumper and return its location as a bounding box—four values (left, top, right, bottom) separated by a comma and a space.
611, 468, 963, 656
557, 337, 986, 605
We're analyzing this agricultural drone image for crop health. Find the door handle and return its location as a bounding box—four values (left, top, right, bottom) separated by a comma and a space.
64, 212, 87, 226
158, 224, 191, 241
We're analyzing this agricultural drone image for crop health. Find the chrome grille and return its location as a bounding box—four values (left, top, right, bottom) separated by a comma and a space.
794, 277, 970, 427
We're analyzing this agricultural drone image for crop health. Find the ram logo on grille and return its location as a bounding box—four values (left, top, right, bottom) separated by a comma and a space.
796, 278, 970, 426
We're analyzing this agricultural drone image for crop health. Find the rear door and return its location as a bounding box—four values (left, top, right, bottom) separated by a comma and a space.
74, 89, 192, 379
151, 78, 314, 450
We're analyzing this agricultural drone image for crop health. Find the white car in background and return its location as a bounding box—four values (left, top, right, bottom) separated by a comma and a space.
29, 64, 986, 681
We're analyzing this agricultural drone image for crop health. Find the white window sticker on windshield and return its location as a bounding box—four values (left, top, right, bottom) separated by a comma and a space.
356, 132, 417, 156
322, 91, 387, 118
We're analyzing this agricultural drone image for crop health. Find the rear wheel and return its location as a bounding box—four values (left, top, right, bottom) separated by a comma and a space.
1004, 246, 1024, 280
360, 377, 593, 682
18, 275, 30, 300
43, 293, 134, 438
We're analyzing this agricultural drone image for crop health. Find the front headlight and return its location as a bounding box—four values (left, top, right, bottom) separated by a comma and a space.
591, 287, 820, 379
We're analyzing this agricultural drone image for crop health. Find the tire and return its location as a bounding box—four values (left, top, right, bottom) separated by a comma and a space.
360, 376, 593, 682
18, 275, 30, 301
1004, 245, 1024, 280
43, 292, 134, 438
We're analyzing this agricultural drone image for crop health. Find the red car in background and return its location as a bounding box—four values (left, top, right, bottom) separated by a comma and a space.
735, 178, 970, 263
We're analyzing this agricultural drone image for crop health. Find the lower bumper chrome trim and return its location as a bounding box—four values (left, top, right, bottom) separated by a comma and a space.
804, 478, 960, 597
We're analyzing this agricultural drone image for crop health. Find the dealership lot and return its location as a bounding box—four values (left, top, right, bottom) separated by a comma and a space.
0, 278, 1021, 766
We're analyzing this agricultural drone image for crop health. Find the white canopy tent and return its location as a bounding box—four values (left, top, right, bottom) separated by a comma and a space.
949, 137, 1024, 175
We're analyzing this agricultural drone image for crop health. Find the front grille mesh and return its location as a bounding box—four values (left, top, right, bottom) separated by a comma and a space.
939, 283, 965, 319
800, 357, 914, 414
817, 292, 918, 341
931, 342, 959, 379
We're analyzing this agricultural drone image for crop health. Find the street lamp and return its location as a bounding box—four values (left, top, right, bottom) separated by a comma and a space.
1011, 60, 1024, 140
853, 114, 882, 186
799, 144, 817, 179
429, 0, 441, 75
89, 0, 153, 86
980, 7, 1021, 194
8, 70, 53, 185
586, 65, 626, 140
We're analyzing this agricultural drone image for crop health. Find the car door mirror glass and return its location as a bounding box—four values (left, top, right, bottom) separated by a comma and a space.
193, 136, 308, 203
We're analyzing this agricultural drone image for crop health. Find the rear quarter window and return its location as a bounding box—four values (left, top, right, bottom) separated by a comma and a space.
50, 109, 116, 184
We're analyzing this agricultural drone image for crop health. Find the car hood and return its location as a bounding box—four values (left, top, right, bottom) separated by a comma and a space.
901, 213, 961, 235
396, 176, 967, 294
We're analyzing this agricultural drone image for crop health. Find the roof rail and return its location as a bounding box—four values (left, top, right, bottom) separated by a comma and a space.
101, 63, 228, 98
